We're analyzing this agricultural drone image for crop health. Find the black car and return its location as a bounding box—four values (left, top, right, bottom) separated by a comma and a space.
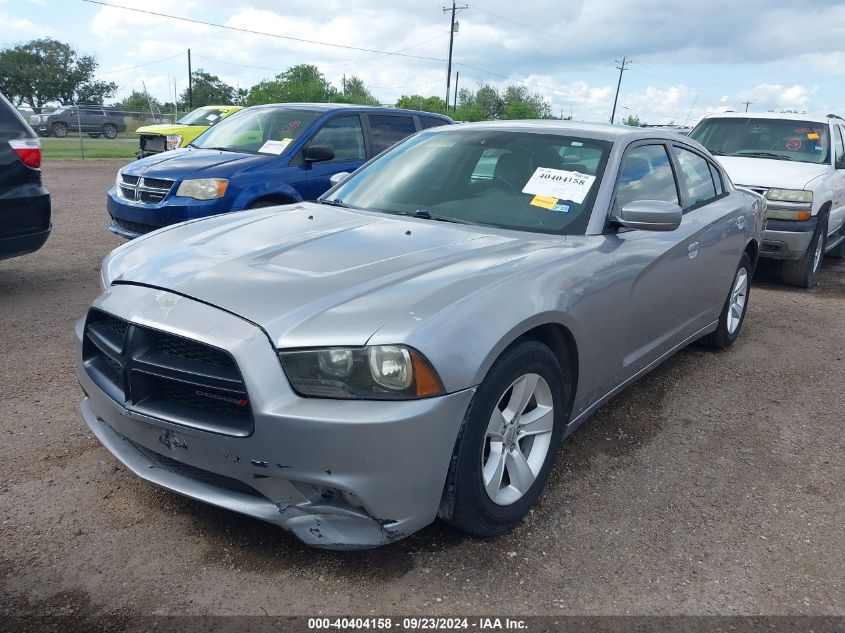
35, 105, 126, 139
0, 93, 51, 261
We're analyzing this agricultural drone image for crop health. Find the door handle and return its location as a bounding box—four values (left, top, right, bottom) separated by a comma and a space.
688, 242, 700, 259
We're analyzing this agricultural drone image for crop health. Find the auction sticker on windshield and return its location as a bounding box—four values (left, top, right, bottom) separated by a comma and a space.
522, 167, 596, 204
258, 138, 294, 155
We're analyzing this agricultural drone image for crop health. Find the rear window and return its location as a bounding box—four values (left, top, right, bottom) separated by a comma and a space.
0, 94, 34, 137
420, 116, 449, 130
368, 115, 418, 154
691, 117, 831, 165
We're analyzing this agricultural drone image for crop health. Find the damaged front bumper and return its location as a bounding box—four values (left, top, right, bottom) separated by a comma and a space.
75, 284, 475, 549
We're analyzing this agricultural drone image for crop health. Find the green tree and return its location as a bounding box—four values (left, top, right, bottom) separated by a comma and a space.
116, 90, 159, 114
247, 64, 335, 105
333, 76, 379, 105
179, 69, 235, 108
396, 94, 447, 113
622, 114, 642, 127
0, 38, 116, 112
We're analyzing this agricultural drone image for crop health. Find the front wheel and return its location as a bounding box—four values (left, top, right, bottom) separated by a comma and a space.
701, 252, 752, 350
440, 340, 569, 536
51, 122, 68, 138
782, 214, 827, 288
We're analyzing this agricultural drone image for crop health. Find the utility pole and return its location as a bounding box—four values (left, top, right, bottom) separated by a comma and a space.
453, 70, 459, 112
187, 48, 193, 110
609, 56, 630, 125
743, 100, 752, 112
443, 1, 468, 108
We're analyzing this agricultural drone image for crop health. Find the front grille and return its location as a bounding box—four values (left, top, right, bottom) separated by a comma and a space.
118, 173, 174, 204
125, 437, 263, 498
82, 309, 254, 437
110, 216, 159, 236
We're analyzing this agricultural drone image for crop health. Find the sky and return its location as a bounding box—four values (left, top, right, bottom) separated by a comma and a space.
2, 0, 844, 125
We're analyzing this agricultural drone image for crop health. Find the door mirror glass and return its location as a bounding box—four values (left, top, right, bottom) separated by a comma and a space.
303, 144, 335, 162
617, 200, 683, 231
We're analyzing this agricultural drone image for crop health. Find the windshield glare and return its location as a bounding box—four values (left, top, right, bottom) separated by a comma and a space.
177, 107, 228, 126
691, 117, 830, 164
325, 130, 611, 235
191, 107, 320, 153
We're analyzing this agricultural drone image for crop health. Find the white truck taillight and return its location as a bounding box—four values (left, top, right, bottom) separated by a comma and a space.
9, 138, 42, 169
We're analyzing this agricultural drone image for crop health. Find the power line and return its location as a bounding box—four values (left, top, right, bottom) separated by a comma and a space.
93, 52, 183, 76
79, 0, 448, 63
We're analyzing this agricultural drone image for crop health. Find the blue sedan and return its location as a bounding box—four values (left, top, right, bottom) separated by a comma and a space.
107, 103, 452, 238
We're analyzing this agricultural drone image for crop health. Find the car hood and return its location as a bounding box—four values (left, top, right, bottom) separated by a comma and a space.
122, 148, 259, 178
103, 203, 560, 348
135, 124, 205, 136
717, 156, 830, 189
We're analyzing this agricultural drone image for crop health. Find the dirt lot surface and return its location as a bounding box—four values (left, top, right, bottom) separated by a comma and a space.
1, 161, 843, 626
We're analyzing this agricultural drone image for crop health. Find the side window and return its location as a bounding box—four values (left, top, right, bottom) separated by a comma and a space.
420, 116, 448, 130
708, 162, 724, 195
673, 146, 718, 208
309, 115, 365, 162
834, 126, 844, 166
368, 115, 418, 154
613, 144, 679, 215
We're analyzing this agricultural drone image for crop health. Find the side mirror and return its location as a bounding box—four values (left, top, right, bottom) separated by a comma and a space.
303, 144, 335, 162
329, 171, 350, 187
616, 200, 683, 231
836, 159, 845, 170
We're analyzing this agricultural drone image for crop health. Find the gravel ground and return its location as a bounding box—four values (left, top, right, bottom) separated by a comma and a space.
1, 161, 843, 626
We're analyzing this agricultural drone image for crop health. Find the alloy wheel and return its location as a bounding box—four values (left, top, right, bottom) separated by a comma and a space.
727, 267, 748, 334
482, 373, 554, 506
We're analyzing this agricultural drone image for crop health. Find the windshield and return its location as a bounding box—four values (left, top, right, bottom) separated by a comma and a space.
691, 117, 831, 164
177, 107, 229, 126
191, 107, 320, 153
324, 129, 611, 235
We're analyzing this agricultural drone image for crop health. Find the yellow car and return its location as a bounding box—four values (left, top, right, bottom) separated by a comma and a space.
136, 105, 244, 157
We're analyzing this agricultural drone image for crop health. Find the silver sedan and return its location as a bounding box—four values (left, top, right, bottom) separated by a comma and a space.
75, 121, 765, 549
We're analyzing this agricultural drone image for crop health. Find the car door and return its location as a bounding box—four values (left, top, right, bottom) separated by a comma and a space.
302, 114, 367, 199
829, 125, 845, 237
670, 143, 746, 320
606, 141, 710, 378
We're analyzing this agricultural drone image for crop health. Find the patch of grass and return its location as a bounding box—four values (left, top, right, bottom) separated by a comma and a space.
41, 137, 138, 160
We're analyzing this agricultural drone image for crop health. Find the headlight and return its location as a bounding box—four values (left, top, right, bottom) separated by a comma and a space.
278, 345, 444, 400
175, 178, 228, 200
765, 189, 813, 203
166, 134, 183, 150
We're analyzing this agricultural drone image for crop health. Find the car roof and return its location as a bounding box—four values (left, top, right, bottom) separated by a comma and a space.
247, 102, 452, 119
424, 119, 692, 143
698, 111, 842, 124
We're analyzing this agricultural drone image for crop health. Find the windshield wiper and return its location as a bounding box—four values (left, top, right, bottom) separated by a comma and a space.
201, 146, 236, 153
318, 198, 352, 208
735, 151, 792, 161
708, 150, 729, 156
411, 209, 480, 226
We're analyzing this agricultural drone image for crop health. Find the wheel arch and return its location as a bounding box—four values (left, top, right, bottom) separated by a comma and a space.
744, 238, 759, 272
472, 315, 580, 421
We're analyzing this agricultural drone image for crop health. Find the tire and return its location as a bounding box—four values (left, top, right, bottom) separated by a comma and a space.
51, 122, 68, 138
102, 124, 118, 139
701, 252, 752, 350
88, 132, 102, 138
782, 214, 828, 288
440, 339, 570, 536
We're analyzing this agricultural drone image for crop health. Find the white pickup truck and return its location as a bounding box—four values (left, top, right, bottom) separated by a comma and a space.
691, 112, 845, 287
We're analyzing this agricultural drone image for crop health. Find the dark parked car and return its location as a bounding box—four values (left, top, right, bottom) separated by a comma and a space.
34, 105, 126, 139
0, 93, 51, 261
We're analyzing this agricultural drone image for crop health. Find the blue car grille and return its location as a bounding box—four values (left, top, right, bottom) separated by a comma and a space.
110, 217, 159, 236
118, 173, 173, 204
82, 309, 254, 437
